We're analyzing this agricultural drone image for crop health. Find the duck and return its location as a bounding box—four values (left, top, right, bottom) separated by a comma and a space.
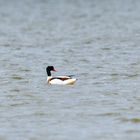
46, 66, 77, 85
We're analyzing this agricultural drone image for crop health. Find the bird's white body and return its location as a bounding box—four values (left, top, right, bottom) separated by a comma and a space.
47, 76, 77, 85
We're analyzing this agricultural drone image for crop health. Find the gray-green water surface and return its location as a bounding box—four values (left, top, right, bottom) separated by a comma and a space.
0, 0, 140, 140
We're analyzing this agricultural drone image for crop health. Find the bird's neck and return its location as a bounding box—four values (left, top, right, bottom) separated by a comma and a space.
47, 70, 51, 76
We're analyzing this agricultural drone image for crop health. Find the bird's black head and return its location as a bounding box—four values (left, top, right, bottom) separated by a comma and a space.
46, 66, 56, 76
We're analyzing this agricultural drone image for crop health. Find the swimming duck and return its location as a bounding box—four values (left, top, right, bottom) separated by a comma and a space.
46, 66, 77, 85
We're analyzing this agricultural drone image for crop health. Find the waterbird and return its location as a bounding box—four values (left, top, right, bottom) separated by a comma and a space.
46, 66, 77, 85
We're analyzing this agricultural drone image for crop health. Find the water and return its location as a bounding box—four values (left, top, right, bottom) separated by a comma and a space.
0, 0, 140, 139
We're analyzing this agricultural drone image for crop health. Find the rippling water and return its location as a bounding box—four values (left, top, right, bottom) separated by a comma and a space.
0, 0, 140, 139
